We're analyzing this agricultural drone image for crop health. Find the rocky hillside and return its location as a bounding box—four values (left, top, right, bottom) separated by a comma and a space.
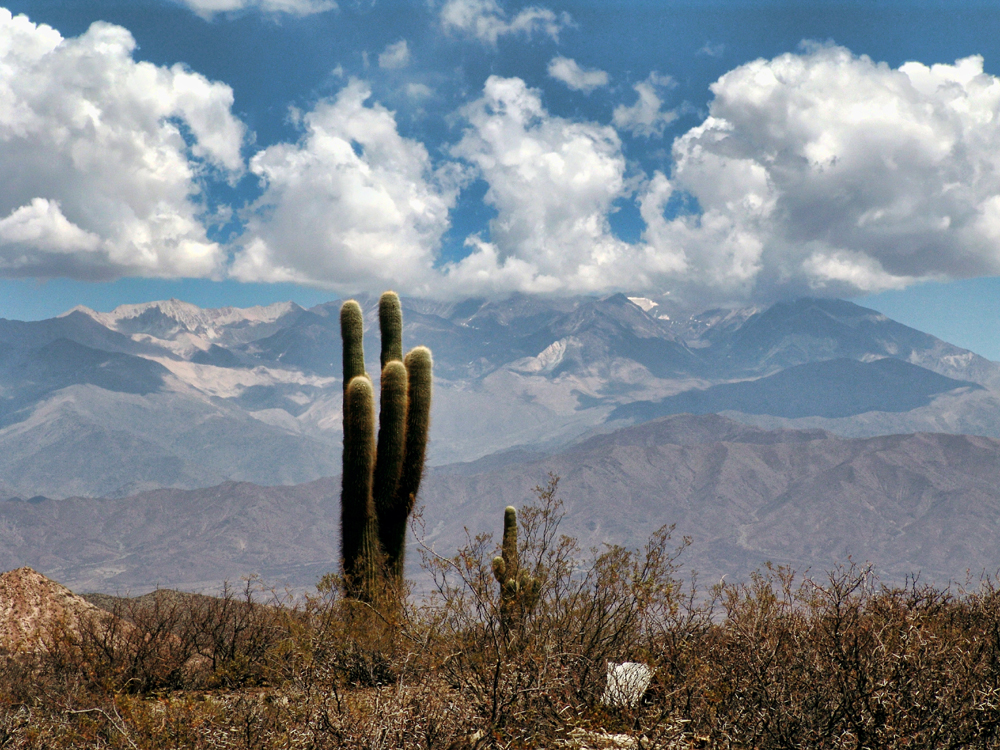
0, 567, 105, 654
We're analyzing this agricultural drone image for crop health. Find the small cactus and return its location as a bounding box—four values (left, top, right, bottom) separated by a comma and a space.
492, 506, 540, 632
340, 292, 433, 598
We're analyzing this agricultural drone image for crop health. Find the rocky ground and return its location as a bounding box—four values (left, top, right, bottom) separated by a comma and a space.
0, 566, 105, 654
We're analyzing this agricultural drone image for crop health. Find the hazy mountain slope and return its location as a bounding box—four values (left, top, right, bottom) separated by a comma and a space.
0, 480, 340, 594
690, 297, 1000, 385
0, 311, 157, 357
0, 339, 170, 419
720, 387, 1000, 441
0, 294, 995, 498
0, 384, 340, 498
611, 358, 981, 421
3, 416, 1000, 593
419, 414, 1000, 586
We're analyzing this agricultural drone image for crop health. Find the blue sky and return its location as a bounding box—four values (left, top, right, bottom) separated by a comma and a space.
3, 0, 1000, 358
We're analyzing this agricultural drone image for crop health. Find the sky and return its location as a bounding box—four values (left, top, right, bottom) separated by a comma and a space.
3, 1, 1000, 358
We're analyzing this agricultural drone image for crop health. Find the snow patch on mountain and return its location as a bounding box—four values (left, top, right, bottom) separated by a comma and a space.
64, 299, 303, 351
66, 299, 299, 331
510, 338, 571, 374
627, 296, 658, 313
148, 357, 336, 399
126, 332, 215, 359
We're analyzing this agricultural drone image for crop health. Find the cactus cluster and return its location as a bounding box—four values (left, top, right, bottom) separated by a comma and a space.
340, 292, 432, 598
492, 506, 540, 631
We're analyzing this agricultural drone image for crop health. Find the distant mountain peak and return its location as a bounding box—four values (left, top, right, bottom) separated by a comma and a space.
62, 300, 305, 352
66, 299, 302, 332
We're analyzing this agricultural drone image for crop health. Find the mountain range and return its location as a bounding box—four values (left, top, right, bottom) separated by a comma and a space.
1, 293, 1000, 594
2, 414, 999, 594
0, 293, 997, 499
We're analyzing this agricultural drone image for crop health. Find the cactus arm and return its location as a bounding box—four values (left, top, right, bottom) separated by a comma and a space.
341, 300, 367, 392
379, 291, 403, 369
396, 346, 432, 517
492, 556, 506, 584
501, 505, 518, 576
340, 375, 379, 597
373, 360, 408, 558
378, 346, 432, 580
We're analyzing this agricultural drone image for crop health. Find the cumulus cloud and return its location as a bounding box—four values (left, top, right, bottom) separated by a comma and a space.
18, 13, 1000, 308
638, 45, 1000, 305
445, 47, 1000, 304
231, 79, 463, 292
440, 0, 570, 45
0, 199, 100, 253
612, 72, 677, 137
177, 0, 335, 18
0, 10, 245, 280
378, 40, 410, 70
231, 75, 671, 297
547, 56, 609, 94
446, 76, 653, 294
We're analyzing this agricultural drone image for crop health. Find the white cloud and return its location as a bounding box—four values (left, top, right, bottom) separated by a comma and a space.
0, 10, 245, 280
547, 56, 609, 94
15, 15, 993, 308
446, 76, 648, 294
612, 72, 677, 138
378, 40, 410, 70
440, 0, 569, 45
406, 83, 433, 99
445, 47, 1000, 304
232, 79, 464, 292
638, 45, 1000, 305
0, 199, 100, 253
177, 0, 335, 18
232, 75, 675, 297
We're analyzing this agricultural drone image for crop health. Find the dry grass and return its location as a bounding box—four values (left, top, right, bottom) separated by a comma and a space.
3, 477, 1000, 748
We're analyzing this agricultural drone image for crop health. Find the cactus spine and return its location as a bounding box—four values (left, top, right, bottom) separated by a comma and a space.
492, 506, 540, 632
340, 292, 433, 597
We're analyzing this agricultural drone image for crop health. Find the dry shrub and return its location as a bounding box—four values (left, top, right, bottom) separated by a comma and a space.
649, 564, 1000, 749
5, 477, 1000, 748
420, 474, 689, 746
70, 578, 288, 694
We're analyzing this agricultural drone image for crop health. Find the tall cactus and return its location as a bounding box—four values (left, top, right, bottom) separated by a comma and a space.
340, 292, 433, 597
340, 301, 377, 595
492, 506, 540, 632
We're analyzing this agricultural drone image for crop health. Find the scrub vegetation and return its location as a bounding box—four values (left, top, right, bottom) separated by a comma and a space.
3, 476, 1000, 749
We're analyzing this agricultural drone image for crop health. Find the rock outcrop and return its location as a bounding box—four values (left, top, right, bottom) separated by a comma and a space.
0, 566, 104, 654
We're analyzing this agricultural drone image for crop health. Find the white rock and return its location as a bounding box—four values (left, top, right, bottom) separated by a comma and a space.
601, 661, 652, 708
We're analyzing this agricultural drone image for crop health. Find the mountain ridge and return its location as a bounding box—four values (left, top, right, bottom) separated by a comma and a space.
3, 415, 1000, 594
0, 294, 995, 498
